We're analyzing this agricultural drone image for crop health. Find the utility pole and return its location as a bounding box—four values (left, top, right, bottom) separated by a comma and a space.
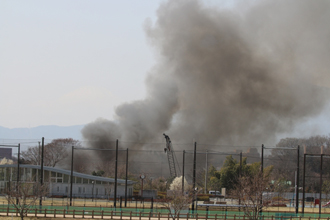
182, 150, 185, 195
205, 150, 208, 194
192, 142, 197, 213
39, 137, 44, 207
125, 148, 128, 207
70, 146, 74, 206
114, 139, 118, 208
295, 146, 299, 214
260, 144, 264, 217
16, 144, 20, 205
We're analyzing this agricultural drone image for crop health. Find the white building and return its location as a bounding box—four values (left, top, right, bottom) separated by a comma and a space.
0, 164, 135, 199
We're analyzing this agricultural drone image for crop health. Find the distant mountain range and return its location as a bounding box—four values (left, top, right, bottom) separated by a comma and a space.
0, 125, 85, 141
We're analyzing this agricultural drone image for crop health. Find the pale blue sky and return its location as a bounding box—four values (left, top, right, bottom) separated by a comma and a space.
1, 0, 330, 144
0, 0, 236, 129
0, 0, 163, 128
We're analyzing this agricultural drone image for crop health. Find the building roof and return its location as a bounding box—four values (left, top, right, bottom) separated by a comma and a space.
0, 164, 135, 185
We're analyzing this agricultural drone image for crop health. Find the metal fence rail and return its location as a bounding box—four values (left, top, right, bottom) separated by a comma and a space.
1, 206, 330, 220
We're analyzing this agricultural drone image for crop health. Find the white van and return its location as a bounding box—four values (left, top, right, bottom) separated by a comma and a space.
209, 190, 221, 196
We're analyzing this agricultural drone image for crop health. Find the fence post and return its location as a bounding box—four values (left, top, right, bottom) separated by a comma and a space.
149, 212, 151, 220
224, 213, 227, 220
44, 209, 47, 217
139, 211, 142, 220
35, 209, 37, 217
130, 211, 132, 220
92, 210, 95, 218
158, 212, 160, 220
215, 214, 217, 220
234, 214, 236, 220
111, 210, 113, 219
54, 209, 56, 218
102, 210, 104, 219
121, 210, 123, 220
196, 213, 198, 220
73, 209, 75, 218
6, 206, 9, 216
186, 212, 189, 220
63, 209, 66, 218
168, 212, 170, 220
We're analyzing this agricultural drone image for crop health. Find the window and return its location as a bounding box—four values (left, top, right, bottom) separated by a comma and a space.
83, 187, 85, 193
65, 187, 68, 193
63, 175, 69, 183
96, 188, 98, 195
78, 187, 81, 193
0, 168, 4, 181
57, 186, 60, 192
76, 177, 82, 184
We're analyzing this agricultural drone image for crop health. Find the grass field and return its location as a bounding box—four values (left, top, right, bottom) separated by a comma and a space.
1, 196, 330, 219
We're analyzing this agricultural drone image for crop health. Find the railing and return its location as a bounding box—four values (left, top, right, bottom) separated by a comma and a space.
1, 207, 330, 220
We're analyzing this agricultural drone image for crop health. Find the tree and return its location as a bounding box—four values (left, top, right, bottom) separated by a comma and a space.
143, 176, 167, 192
160, 183, 195, 220
5, 180, 48, 220
92, 170, 105, 176
169, 176, 190, 192
322, 180, 330, 201
269, 135, 330, 192
21, 138, 80, 167
218, 155, 249, 191
208, 165, 221, 192
231, 168, 272, 220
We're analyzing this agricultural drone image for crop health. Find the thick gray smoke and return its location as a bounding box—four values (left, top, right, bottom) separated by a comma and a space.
82, 0, 330, 152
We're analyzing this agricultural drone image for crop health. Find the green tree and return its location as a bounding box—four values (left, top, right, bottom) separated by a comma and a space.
219, 155, 248, 190
207, 165, 221, 191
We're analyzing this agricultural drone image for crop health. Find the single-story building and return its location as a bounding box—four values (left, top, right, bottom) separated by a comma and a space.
0, 164, 135, 199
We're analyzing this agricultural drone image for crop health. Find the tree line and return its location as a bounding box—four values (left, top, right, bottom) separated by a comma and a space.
14, 135, 330, 194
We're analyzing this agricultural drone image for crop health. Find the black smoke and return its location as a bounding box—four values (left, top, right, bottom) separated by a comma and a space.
82, 0, 330, 154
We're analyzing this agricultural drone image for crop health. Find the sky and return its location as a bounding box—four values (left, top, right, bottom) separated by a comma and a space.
0, 0, 237, 129
1, 0, 330, 144
0, 0, 160, 128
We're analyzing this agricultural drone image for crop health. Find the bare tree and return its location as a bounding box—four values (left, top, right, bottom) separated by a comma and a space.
5, 180, 48, 220
231, 170, 271, 220
46, 138, 80, 167
21, 138, 80, 167
160, 184, 195, 220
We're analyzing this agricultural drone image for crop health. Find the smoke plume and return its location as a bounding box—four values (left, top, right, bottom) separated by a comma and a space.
82, 0, 330, 152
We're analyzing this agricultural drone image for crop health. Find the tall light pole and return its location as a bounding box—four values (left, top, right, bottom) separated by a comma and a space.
92, 181, 95, 202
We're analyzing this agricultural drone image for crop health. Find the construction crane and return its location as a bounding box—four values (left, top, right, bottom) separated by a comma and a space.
163, 133, 180, 178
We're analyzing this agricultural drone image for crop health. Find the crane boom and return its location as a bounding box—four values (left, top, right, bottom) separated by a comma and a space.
163, 134, 178, 178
